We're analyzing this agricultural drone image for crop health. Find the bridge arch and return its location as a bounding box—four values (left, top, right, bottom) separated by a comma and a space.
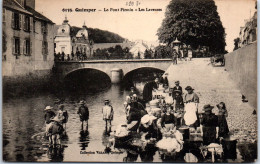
63, 68, 112, 91
122, 66, 165, 88
64, 67, 111, 81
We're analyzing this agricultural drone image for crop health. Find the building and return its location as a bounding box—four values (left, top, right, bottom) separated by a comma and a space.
238, 6, 257, 48
54, 17, 92, 58
2, 0, 55, 77
129, 41, 149, 59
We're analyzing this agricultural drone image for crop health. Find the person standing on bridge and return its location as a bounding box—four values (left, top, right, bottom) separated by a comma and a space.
102, 99, 114, 132
172, 49, 178, 64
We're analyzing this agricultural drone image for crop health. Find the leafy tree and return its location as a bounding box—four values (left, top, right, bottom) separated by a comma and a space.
233, 37, 240, 51
154, 45, 173, 59
157, 0, 226, 53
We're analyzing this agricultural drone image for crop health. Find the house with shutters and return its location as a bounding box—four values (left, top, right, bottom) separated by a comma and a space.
2, 0, 55, 76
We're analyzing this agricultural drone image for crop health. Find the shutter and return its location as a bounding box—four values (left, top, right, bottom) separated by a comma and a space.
30, 41, 32, 55
45, 24, 48, 35
19, 14, 22, 29
30, 17, 33, 32
11, 12, 14, 28
23, 15, 26, 30
12, 38, 15, 54
42, 41, 44, 54
3, 8, 6, 23
23, 40, 26, 55
41, 22, 43, 34
46, 42, 48, 54
20, 39, 23, 55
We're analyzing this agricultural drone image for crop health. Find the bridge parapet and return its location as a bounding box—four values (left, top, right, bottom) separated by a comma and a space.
54, 59, 172, 83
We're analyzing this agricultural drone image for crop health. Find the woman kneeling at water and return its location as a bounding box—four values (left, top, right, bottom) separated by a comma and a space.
138, 114, 162, 141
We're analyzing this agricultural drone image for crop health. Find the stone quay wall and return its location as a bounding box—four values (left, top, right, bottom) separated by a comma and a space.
225, 41, 257, 109
2, 60, 55, 98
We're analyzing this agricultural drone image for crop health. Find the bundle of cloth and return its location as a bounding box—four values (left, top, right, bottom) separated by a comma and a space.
147, 99, 161, 117
184, 153, 198, 163
156, 128, 183, 152
184, 102, 197, 125
115, 124, 130, 137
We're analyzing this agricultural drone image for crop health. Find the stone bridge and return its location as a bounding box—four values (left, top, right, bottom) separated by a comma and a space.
54, 59, 172, 83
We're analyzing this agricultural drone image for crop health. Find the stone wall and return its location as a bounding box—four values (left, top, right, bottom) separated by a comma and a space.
225, 41, 257, 109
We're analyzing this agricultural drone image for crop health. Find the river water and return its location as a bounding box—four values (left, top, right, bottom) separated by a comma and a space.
2, 70, 257, 162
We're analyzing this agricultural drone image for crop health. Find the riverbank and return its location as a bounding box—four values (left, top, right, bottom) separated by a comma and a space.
164, 58, 257, 143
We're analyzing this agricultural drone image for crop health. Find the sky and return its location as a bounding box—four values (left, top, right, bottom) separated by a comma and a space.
36, 0, 256, 52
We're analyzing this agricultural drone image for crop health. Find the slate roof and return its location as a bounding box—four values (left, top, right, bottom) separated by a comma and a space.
3, 0, 54, 24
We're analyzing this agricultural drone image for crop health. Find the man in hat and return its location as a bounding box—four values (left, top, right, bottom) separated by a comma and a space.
172, 81, 183, 98
77, 100, 89, 130
44, 106, 55, 124
200, 104, 219, 145
102, 99, 114, 131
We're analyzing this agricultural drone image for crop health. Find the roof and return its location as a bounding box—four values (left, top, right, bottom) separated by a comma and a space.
3, 0, 54, 24
25, 6, 54, 24
3, 0, 32, 15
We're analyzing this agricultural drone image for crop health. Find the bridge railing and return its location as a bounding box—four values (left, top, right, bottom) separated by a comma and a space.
55, 58, 173, 63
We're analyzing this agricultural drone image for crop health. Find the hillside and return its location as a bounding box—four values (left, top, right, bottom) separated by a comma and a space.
71, 26, 125, 43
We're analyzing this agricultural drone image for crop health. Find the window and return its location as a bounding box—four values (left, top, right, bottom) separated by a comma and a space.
12, 12, 21, 30
3, 8, 6, 23
42, 41, 48, 55
33, 20, 36, 32
41, 22, 48, 35
12, 37, 20, 55
24, 15, 30, 31
23, 39, 31, 55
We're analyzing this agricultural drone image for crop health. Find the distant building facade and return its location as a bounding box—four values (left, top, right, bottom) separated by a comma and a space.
239, 7, 257, 48
54, 18, 92, 58
2, 0, 55, 76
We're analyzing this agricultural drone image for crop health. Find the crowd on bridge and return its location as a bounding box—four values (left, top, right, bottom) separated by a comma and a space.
54, 44, 195, 62
54, 51, 88, 61
43, 72, 231, 161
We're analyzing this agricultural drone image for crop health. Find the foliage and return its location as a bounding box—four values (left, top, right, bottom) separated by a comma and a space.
233, 37, 240, 51
157, 0, 226, 53
92, 45, 134, 59
71, 26, 125, 43
154, 45, 173, 59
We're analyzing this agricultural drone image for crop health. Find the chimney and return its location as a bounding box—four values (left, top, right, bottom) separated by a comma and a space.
25, 0, 35, 9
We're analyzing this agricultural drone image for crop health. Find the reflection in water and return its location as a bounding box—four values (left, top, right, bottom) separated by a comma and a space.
2, 68, 258, 162
47, 146, 65, 162
79, 130, 89, 150
139, 145, 157, 162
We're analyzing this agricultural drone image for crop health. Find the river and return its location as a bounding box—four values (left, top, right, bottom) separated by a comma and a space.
2, 69, 257, 162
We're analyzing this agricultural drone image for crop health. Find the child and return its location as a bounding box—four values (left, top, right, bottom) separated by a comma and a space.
173, 90, 184, 127
216, 102, 229, 138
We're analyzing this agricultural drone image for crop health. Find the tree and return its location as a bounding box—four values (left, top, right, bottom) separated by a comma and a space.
233, 37, 240, 51
157, 0, 226, 53
154, 45, 173, 59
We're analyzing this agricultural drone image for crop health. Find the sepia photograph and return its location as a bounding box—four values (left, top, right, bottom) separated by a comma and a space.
2, 0, 258, 162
